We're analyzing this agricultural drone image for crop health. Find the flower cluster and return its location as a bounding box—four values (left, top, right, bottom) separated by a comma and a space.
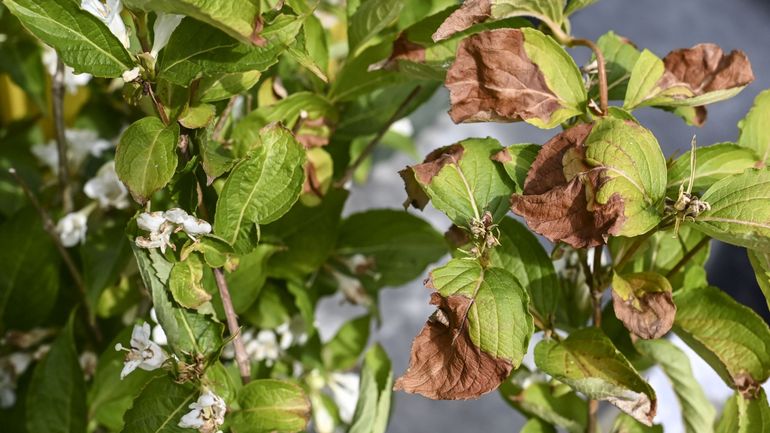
178, 390, 226, 433
135, 209, 212, 253
222, 316, 308, 367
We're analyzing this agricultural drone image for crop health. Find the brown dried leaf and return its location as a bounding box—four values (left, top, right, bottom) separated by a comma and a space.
389, 33, 426, 64
510, 123, 626, 248
612, 290, 676, 340
445, 29, 562, 124
432, 0, 491, 42
399, 144, 465, 210
295, 117, 331, 148
394, 292, 513, 399
662, 43, 754, 95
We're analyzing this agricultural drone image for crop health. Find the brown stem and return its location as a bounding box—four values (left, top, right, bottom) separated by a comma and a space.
569, 38, 609, 115
212, 96, 237, 142
52, 58, 73, 213
145, 83, 170, 126
666, 237, 710, 278
8, 168, 101, 342
213, 268, 251, 384
587, 400, 599, 433
334, 86, 422, 188
587, 245, 604, 433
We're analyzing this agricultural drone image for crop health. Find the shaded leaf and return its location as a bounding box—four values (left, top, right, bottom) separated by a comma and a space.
500, 377, 587, 433
612, 413, 663, 433
535, 328, 657, 425
491, 143, 539, 193
446, 28, 586, 129
322, 315, 371, 372
169, 253, 211, 309
349, 344, 393, 433
121, 376, 197, 433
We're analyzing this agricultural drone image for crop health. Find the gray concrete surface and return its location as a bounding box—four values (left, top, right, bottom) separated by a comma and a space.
319, 1, 770, 431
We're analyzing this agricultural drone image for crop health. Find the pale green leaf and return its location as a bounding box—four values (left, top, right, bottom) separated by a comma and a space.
123, 0, 261, 45
521, 418, 557, 433
595, 31, 641, 101
735, 389, 770, 433
491, 0, 565, 29
214, 124, 306, 245
430, 258, 533, 363
692, 168, 770, 251
2, 0, 134, 77
115, 117, 179, 204
169, 253, 210, 309
564, 0, 599, 16
666, 142, 760, 197
500, 378, 587, 433
534, 328, 656, 425
748, 249, 770, 312
673, 285, 770, 389
26, 314, 86, 433
196, 71, 262, 103
349, 344, 393, 433
612, 413, 664, 433
121, 376, 197, 433
322, 315, 371, 371
230, 380, 310, 433
737, 89, 770, 165
635, 339, 716, 433
348, 0, 403, 54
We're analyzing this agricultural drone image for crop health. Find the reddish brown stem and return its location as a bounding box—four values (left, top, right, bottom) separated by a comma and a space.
569, 38, 609, 115
213, 268, 251, 384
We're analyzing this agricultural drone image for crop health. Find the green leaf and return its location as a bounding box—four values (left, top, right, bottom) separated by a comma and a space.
26, 314, 86, 433
748, 249, 770, 312
178, 103, 216, 129
594, 31, 641, 101
500, 379, 587, 433
123, 0, 262, 45
348, 0, 403, 54
158, 15, 303, 87
564, 0, 599, 15
612, 413, 664, 433
431, 258, 533, 363
0, 36, 46, 108
322, 315, 371, 371
673, 285, 770, 390
88, 328, 159, 431
635, 339, 716, 433
691, 168, 770, 251
115, 117, 180, 204
132, 245, 223, 357
121, 376, 197, 433
491, 0, 565, 28
491, 143, 539, 193
735, 389, 770, 433
214, 123, 306, 245
169, 253, 211, 309
666, 142, 760, 197
0, 208, 59, 329
738, 89, 770, 165
534, 328, 656, 425
401, 137, 515, 225
82, 218, 131, 309
196, 71, 262, 103
521, 418, 557, 433
349, 344, 393, 433
229, 379, 311, 433
489, 217, 559, 325
336, 209, 446, 288
716, 394, 740, 433
2, 0, 134, 77
220, 244, 277, 314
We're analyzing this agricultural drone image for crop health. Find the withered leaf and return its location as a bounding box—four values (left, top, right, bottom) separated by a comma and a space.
399, 144, 465, 210
445, 29, 562, 125
510, 123, 626, 248
611, 272, 676, 340
389, 33, 426, 64
662, 43, 754, 97
432, 0, 491, 42
394, 292, 513, 399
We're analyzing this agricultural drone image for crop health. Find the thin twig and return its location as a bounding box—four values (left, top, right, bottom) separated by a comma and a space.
587, 245, 604, 433
213, 268, 251, 384
569, 38, 609, 115
212, 96, 237, 142
666, 237, 710, 278
334, 86, 422, 188
8, 168, 101, 342
52, 58, 73, 213
145, 83, 170, 126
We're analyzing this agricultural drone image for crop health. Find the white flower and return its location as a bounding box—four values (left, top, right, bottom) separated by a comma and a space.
137, 211, 165, 232
328, 372, 360, 424
122, 66, 141, 83
0, 368, 14, 409
84, 161, 130, 209
57, 210, 89, 247
276, 316, 308, 350
162, 208, 212, 240
150, 13, 184, 58
332, 271, 371, 305
389, 118, 414, 137
41, 47, 92, 93
245, 330, 282, 366
178, 390, 226, 433
148, 308, 168, 346
135, 211, 175, 253
115, 323, 167, 379
31, 129, 112, 174
80, 0, 129, 49
79, 351, 98, 378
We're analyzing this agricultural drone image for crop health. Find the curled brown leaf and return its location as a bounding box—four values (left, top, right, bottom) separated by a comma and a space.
432, 0, 491, 42
445, 29, 562, 124
394, 292, 513, 399
612, 290, 676, 340
510, 123, 626, 248
399, 144, 465, 210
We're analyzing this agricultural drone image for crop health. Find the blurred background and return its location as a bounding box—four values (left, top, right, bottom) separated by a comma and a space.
320, 0, 770, 431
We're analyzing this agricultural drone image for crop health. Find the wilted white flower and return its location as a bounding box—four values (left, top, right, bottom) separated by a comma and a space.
56, 210, 90, 247
150, 13, 184, 58
115, 323, 167, 379
80, 0, 129, 49
84, 161, 130, 209
137, 211, 165, 232
332, 270, 371, 305
178, 390, 226, 433
135, 211, 175, 253
41, 47, 92, 93
328, 372, 360, 424
121, 66, 141, 83
31, 129, 112, 174
79, 351, 98, 379
276, 316, 308, 350
162, 208, 212, 240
